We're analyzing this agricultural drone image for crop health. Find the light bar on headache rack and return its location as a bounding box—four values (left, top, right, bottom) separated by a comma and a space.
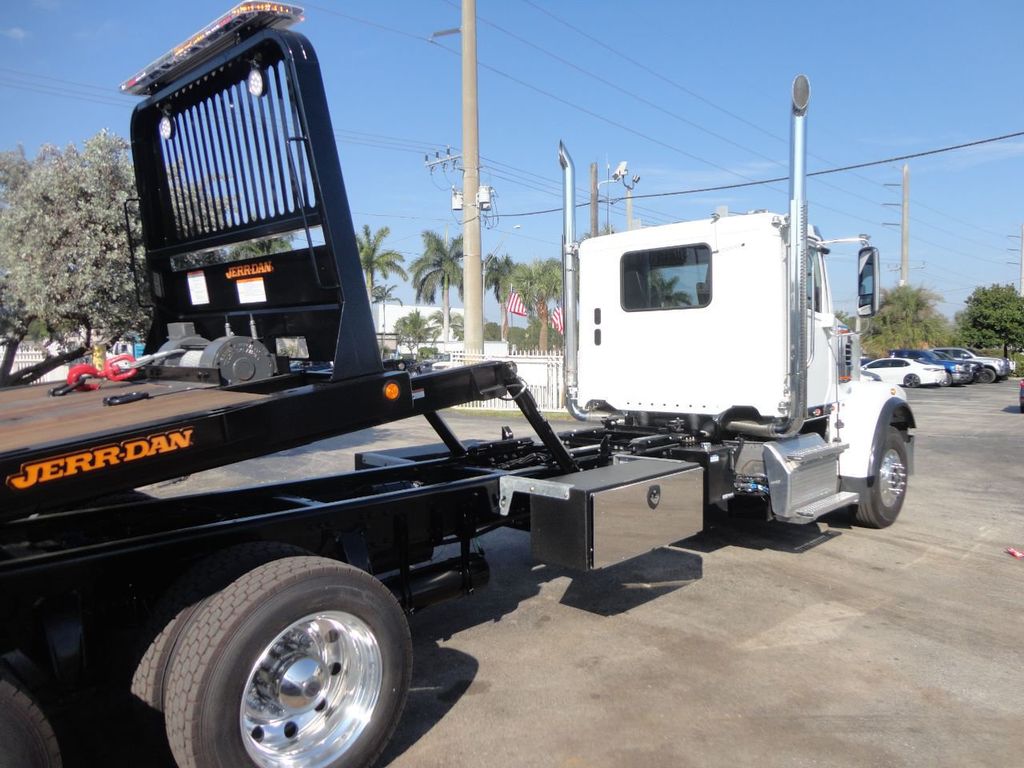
120, 2, 304, 96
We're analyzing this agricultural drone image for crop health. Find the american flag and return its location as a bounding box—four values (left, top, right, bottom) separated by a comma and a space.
506, 290, 527, 317
550, 306, 564, 334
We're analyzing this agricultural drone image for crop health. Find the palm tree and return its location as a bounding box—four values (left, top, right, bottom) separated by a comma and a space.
511, 258, 562, 353
429, 310, 463, 341
484, 252, 516, 341
862, 285, 949, 357
356, 224, 406, 297
393, 310, 437, 355
371, 284, 402, 352
410, 230, 463, 345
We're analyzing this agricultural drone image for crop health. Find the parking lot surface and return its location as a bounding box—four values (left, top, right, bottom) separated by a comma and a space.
73, 380, 1024, 766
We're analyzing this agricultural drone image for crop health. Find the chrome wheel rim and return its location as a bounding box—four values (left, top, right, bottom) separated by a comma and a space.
240, 611, 382, 768
878, 449, 907, 508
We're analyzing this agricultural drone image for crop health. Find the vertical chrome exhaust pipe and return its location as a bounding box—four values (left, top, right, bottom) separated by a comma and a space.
558, 141, 598, 421
724, 75, 810, 439
784, 74, 811, 438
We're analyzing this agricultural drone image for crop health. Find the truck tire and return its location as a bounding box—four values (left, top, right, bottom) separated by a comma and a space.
976, 367, 996, 384
164, 557, 412, 768
0, 676, 62, 768
132, 541, 310, 713
854, 427, 908, 529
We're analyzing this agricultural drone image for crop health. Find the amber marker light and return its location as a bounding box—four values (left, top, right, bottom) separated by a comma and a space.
383, 381, 401, 401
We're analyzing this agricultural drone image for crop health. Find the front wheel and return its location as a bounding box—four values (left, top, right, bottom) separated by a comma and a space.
903, 373, 920, 388
854, 427, 908, 529
164, 557, 412, 768
976, 367, 996, 384
939, 372, 952, 387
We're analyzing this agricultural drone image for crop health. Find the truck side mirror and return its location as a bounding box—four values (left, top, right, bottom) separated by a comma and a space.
857, 247, 880, 317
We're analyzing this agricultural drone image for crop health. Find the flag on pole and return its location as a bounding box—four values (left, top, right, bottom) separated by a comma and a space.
506, 290, 527, 317
550, 306, 564, 334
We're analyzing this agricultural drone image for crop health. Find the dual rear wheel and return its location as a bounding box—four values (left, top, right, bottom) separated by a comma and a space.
143, 552, 411, 768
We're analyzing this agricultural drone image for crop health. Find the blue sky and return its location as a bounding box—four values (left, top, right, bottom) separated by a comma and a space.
2, 0, 1023, 321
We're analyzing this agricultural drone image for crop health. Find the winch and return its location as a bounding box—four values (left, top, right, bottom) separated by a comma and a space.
156, 321, 276, 385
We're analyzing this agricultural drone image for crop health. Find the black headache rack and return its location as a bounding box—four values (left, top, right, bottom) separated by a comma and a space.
129, 24, 380, 378
0, 21, 580, 520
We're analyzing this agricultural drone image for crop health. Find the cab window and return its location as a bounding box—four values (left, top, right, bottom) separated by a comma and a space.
621, 244, 711, 311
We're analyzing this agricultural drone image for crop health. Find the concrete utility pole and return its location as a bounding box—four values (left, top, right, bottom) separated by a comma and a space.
461, 0, 483, 356
589, 162, 599, 238
899, 163, 910, 286
1017, 224, 1024, 297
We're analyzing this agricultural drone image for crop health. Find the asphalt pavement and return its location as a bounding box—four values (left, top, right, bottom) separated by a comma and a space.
75, 379, 1024, 766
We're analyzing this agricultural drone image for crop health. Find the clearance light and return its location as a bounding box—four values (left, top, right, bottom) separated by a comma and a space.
383, 382, 401, 401
120, 2, 303, 96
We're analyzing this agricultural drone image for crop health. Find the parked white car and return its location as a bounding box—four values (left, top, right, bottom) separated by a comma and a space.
863, 357, 947, 388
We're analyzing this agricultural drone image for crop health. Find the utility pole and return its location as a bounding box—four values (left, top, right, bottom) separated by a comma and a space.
461, 0, 483, 356
883, 163, 910, 286
589, 162, 598, 237
626, 187, 634, 231
900, 163, 910, 286
1017, 224, 1024, 297
1011, 224, 1024, 297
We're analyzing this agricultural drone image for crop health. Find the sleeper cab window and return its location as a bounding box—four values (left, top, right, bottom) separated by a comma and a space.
621, 243, 712, 311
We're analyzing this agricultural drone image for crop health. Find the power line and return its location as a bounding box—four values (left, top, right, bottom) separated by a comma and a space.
504, 130, 1024, 217
516, 0, 784, 147
462, 1, 787, 171
0, 76, 127, 108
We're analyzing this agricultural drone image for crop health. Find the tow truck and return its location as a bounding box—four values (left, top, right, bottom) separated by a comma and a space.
0, 5, 914, 767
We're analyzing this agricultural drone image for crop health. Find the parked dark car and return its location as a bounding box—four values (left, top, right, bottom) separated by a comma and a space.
931, 347, 1011, 383
930, 350, 981, 383
888, 349, 972, 386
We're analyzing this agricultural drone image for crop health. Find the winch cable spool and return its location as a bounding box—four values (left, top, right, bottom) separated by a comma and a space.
156, 331, 275, 385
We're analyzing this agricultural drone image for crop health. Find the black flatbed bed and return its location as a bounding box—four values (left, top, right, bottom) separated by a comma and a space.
0, 361, 557, 520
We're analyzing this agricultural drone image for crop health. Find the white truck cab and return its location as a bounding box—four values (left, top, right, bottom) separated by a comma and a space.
576, 212, 840, 423
557, 75, 915, 530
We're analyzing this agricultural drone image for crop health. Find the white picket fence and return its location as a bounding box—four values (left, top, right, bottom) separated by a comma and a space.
3, 346, 70, 384
446, 350, 565, 413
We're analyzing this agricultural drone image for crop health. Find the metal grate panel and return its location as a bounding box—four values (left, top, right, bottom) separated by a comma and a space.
158, 59, 315, 242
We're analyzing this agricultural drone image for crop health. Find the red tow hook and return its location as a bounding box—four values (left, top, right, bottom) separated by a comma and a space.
103, 354, 138, 382
50, 363, 102, 396
49, 354, 138, 397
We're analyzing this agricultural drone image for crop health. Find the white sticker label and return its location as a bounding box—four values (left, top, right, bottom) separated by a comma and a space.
236, 277, 267, 304
186, 270, 209, 305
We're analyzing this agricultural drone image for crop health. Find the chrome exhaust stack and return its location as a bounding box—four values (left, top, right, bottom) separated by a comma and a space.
726, 75, 810, 439
559, 141, 605, 422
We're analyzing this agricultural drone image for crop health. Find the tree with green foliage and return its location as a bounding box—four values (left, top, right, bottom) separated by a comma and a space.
954, 284, 1024, 357
429, 310, 463, 342
484, 321, 502, 342
356, 224, 406, 297
371, 283, 402, 351
511, 258, 562, 353
411, 230, 463, 345
861, 285, 949, 358
0, 132, 147, 386
484, 252, 515, 341
229, 235, 294, 260
393, 309, 436, 355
